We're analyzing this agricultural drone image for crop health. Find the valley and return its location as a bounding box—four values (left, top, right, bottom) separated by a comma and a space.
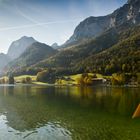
0, 0, 139, 87
0, 0, 140, 140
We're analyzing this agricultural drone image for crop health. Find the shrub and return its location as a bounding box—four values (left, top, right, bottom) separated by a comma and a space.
76, 73, 93, 85
0, 78, 6, 84
21, 77, 32, 84
21, 78, 26, 83
26, 77, 32, 83
8, 75, 14, 84
36, 69, 56, 83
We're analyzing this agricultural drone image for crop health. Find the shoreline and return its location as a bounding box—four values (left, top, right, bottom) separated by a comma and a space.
1, 83, 138, 88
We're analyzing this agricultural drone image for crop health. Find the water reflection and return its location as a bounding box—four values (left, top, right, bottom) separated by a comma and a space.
0, 85, 139, 140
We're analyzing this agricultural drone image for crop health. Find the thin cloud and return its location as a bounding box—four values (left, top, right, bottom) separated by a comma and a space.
0, 19, 82, 31
14, 2, 39, 24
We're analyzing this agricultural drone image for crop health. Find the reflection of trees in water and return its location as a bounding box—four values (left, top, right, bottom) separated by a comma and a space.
0, 86, 139, 133
0, 86, 73, 131
55, 86, 140, 116
95, 87, 140, 116
117, 88, 140, 116
8, 86, 14, 96
49, 86, 140, 116
2, 86, 15, 96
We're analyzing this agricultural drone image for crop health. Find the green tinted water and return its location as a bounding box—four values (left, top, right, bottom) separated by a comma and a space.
0, 85, 139, 140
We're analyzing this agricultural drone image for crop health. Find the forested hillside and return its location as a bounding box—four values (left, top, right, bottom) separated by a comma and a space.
2, 0, 140, 83
76, 31, 140, 75
27, 25, 140, 76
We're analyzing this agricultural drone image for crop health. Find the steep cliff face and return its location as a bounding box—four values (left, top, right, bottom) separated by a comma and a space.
7, 36, 36, 60
127, 0, 140, 24
65, 16, 111, 45
7, 42, 58, 71
112, 0, 140, 26
63, 0, 140, 47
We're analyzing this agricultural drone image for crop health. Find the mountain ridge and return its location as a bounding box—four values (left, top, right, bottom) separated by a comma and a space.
2, 0, 140, 76
7, 36, 36, 60
62, 0, 140, 48
6, 42, 58, 73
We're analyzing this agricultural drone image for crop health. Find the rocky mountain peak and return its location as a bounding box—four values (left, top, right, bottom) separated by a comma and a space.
20, 36, 35, 41
64, 16, 111, 46
127, 0, 139, 4
51, 43, 59, 49
7, 36, 36, 60
63, 0, 140, 48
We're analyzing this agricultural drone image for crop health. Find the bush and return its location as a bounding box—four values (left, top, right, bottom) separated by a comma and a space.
21, 77, 32, 84
21, 78, 26, 83
26, 77, 32, 83
8, 75, 14, 84
111, 78, 119, 85
111, 73, 138, 85
0, 78, 6, 84
76, 73, 93, 85
36, 69, 56, 84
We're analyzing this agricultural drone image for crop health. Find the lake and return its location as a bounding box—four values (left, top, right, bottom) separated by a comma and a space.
0, 85, 140, 140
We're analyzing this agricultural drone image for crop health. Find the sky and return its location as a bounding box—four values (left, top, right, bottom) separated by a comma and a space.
0, 0, 127, 53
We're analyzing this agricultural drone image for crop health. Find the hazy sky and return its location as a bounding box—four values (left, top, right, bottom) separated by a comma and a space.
0, 0, 127, 53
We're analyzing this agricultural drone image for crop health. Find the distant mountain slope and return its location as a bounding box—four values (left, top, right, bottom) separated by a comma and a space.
64, 16, 111, 47
4, 0, 140, 76
76, 30, 140, 74
63, 0, 140, 48
7, 36, 36, 59
34, 27, 120, 69
33, 24, 140, 75
0, 53, 11, 74
7, 42, 57, 72
51, 43, 60, 49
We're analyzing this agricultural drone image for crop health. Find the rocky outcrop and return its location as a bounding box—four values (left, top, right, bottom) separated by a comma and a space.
63, 0, 140, 47
7, 36, 36, 60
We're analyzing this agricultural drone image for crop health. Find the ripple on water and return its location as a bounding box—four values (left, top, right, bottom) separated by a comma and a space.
0, 115, 72, 140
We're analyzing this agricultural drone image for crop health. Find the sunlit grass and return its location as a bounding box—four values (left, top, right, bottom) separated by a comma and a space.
0, 73, 113, 85
15, 75, 36, 81
32, 82, 49, 85
58, 73, 109, 85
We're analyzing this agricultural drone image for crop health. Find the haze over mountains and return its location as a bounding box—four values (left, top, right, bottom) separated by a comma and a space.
0, 36, 37, 73
0, 0, 139, 75
7, 42, 57, 72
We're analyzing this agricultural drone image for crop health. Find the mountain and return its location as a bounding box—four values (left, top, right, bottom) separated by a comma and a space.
51, 43, 60, 49
32, 24, 140, 77
4, 0, 140, 76
7, 42, 57, 73
75, 29, 140, 74
64, 16, 111, 47
0, 53, 11, 74
63, 0, 140, 48
7, 36, 36, 60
